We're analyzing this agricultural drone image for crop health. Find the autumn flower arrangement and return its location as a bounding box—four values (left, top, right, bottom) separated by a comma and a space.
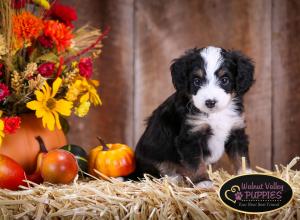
0, 0, 108, 144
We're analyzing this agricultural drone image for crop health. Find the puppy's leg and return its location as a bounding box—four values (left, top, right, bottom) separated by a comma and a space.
175, 128, 211, 187
225, 128, 251, 174
177, 161, 213, 188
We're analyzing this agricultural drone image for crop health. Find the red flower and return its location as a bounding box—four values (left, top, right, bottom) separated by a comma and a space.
37, 62, 56, 77
3, 117, 21, 134
48, 2, 77, 28
11, 0, 26, 9
78, 58, 93, 78
0, 64, 3, 77
37, 35, 54, 49
0, 83, 10, 101
43, 20, 73, 52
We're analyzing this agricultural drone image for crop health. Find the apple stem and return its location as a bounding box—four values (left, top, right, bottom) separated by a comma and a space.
97, 137, 109, 151
35, 136, 48, 153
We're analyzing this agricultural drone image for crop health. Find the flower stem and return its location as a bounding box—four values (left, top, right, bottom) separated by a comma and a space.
65, 26, 110, 64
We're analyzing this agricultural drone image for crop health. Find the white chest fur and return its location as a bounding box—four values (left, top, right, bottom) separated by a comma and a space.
187, 105, 245, 164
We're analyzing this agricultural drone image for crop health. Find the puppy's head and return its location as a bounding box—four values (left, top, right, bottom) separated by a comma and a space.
170, 46, 254, 113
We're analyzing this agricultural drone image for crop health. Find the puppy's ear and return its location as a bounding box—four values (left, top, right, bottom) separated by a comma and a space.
231, 51, 255, 95
170, 57, 188, 91
170, 48, 201, 91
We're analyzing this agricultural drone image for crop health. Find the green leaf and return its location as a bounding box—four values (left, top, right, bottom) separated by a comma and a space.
36, 53, 59, 63
59, 116, 70, 134
29, 48, 39, 62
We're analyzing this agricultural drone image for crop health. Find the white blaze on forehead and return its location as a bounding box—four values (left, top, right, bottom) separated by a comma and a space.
193, 46, 231, 114
200, 46, 223, 80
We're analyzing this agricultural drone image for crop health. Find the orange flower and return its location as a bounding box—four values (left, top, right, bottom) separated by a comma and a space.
13, 12, 44, 46
43, 20, 73, 52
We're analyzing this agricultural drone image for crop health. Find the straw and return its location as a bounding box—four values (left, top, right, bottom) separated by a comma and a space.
0, 158, 299, 219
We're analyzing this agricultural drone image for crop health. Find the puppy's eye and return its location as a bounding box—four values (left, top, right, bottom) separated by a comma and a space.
220, 77, 229, 85
193, 78, 201, 87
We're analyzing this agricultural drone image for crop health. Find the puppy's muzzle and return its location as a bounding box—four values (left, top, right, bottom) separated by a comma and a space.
205, 99, 217, 108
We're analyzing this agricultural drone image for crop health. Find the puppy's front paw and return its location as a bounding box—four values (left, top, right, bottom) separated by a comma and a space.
195, 180, 213, 188
166, 175, 184, 185
115, 177, 125, 182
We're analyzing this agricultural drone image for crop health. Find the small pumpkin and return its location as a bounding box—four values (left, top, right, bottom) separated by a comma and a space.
0, 114, 66, 173
61, 144, 88, 174
88, 137, 135, 177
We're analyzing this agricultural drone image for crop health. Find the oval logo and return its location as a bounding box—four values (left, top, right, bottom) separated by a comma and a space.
219, 174, 293, 214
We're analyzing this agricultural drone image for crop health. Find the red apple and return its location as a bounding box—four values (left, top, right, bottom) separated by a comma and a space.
40, 149, 78, 184
0, 154, 26, 190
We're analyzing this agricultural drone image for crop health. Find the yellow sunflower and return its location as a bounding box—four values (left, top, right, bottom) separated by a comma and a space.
66, 77, 102, 106
26, 78, 73, 131
75, 101, 91, 117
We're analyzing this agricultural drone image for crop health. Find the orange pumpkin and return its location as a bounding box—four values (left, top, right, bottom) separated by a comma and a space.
0, 114, 66, 173
89, 138, 135, 177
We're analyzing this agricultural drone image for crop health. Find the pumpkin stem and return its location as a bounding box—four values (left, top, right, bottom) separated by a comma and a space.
97, 137, 110, 151
35, 136, 48, 153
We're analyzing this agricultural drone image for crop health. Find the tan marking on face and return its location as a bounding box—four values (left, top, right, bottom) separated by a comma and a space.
217, 68, 226, 77
195, 69, 204, 77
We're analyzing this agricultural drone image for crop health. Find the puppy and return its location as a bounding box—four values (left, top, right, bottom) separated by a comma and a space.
134, 46, 254, 187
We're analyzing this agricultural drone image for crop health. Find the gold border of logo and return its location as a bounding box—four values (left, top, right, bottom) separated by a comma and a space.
218, 173, 294, 214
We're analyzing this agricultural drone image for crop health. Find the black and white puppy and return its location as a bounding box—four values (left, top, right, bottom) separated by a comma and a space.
134, 46, 254, 187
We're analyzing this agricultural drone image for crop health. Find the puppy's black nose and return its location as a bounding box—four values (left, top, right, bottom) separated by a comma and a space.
205, 99, 216, 108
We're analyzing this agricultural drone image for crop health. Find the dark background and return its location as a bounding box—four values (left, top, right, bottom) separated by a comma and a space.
64, 0, 300, 171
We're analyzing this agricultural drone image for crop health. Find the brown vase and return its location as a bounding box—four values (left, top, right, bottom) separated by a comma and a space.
0, 114, 67, 173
